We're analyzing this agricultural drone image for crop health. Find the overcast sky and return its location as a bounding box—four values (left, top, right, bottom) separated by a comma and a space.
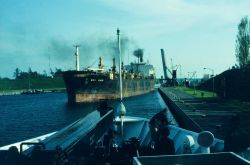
1, 0, 250, 78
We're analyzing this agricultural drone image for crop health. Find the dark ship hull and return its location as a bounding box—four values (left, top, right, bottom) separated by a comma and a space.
63, 70, 155, 103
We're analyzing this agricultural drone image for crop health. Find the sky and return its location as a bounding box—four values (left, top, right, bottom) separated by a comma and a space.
0, 0, 250, 78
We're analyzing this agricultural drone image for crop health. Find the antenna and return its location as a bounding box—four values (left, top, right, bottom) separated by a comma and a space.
74, 45, 80, 71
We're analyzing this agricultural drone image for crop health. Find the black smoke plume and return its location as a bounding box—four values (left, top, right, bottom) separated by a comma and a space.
133, 48, 144, 62
47, 34, 137, 69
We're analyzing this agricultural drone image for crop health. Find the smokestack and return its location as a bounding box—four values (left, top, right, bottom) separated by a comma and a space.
74, 45, 80, 71
133, 48, 144, 63
161, 49, 168, 79
140, 56, 143, 63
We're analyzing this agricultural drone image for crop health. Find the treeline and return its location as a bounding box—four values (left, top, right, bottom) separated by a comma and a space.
0, 68, 65, 91
13, 68, 63, 80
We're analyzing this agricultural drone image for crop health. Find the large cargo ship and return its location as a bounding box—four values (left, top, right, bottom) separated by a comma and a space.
63, 30, 155, 103
63, 56, 155, 103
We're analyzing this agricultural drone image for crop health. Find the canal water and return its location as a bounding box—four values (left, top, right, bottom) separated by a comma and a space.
0, 90, 170, 147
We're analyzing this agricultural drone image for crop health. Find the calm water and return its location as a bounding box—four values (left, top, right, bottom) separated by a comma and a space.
0, 90, 167, 147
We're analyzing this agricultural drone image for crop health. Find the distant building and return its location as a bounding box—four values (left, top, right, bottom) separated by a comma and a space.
203, 74, 209, 81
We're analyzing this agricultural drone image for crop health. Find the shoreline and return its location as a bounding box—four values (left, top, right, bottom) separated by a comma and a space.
0, 88, 66, 96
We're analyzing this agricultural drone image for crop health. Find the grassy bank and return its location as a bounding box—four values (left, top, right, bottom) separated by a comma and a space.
174, 86, 250, 111
0, 77, 65, 91
174, 86, 216, 98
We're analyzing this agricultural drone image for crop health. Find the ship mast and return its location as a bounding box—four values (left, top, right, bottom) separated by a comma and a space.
117, 29, 123, 101
74, 45, 80, 71
117, 28, 126, 139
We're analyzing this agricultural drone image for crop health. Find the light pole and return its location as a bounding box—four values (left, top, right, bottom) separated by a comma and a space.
204, 68, 215, 96
188, 71, 197, 95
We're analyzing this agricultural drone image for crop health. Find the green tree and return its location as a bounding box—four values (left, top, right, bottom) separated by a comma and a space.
235, 16, 250, 68
43, 70, 47, 77
54, 68, 63, 77
13, 68, 21, 79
